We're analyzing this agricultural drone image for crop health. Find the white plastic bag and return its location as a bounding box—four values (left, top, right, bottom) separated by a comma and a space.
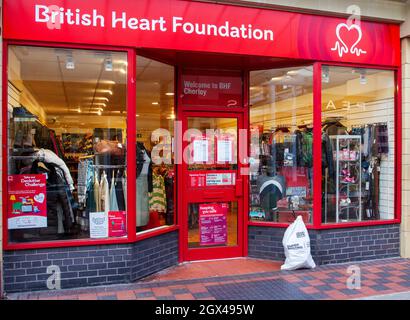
281, 215, 316, 271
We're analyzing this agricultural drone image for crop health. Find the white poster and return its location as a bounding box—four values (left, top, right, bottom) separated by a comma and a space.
193, 139, 209, 162
90, 212, 108, 238
217, 139, 232, 162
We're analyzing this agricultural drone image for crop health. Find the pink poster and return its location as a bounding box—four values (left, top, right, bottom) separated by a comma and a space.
7, 174, 47, 229
199, 203, 228, 246
108, 211, 127, 237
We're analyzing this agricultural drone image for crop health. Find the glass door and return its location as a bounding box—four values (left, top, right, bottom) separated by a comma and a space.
181, 112, 245, 261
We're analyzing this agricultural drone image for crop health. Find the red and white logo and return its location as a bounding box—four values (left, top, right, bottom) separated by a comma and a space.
331, 22, 367, 57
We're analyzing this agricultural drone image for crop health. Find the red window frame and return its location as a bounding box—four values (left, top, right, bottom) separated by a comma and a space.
2, 40, 179, 250
247, 61, 402, 230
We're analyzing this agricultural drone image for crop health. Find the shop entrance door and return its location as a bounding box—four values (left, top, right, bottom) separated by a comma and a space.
181, 112, 245, 261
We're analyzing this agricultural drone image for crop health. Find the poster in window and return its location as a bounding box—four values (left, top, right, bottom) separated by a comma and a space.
199, 203, 228, 246
7, 174, 47, 229
90, 211, 108, 238
108, 211, 127, 237
193, 137, 209, 163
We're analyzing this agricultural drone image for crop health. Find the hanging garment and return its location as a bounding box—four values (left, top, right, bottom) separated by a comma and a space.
363, 126, 370, 158
34, 148, 75, 191
109, 175, 119, 211
321, 132, 334, 178
99, 171, 110, 213
86, 179, 97, 213
115, 171, 126, 211
376, 124, 389, 154
301, 130, 313, 168
93, 172, 101, 212
137, 150, 151, 226
256, 174, 286, 219
149, 173, 167, 213
164, 175, 174, 225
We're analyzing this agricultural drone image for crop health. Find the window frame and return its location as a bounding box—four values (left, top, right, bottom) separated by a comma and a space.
246, 61, 402, 230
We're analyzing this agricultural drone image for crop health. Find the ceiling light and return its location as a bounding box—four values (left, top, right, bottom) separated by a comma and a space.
152, 102, 159, 105
359, 70, 367, 85
270, 76, 283, 82
136, 114, 140, 117
97, 110, 102, 116
105, 58, 113, 71
77, 108, 81, 113
95, 97, 109, 102
286, 70, 299, 76
99, 89, 113, 95
118, 68, 127, 74
165, 92, 174, 96
167, 114, 176, 120
94, 103, 107, 107
100, 80, 116, 85
322, 66, 330, 83
66, 55, 75, 70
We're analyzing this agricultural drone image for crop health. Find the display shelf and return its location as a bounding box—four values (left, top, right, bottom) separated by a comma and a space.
330, 135, 362, 223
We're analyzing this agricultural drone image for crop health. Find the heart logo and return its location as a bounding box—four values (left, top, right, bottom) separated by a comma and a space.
34, 193, 45, 204
331, 23, 367, 57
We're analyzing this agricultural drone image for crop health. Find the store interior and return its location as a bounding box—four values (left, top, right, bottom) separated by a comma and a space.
249, 65, 395, 224
6, 45, 396, 244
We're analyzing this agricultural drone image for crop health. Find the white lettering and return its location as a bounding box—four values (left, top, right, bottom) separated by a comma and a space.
35, 5, 50, 23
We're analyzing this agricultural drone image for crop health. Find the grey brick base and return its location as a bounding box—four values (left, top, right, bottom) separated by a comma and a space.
248, 224, 400, 265
3, 231, 179, 293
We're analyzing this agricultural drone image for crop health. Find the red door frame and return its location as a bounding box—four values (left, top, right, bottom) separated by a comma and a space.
179, 110, 246, 261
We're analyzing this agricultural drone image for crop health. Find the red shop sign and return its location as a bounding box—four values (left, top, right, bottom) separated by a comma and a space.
180, 73, 242, 107
3, 0, 400, 66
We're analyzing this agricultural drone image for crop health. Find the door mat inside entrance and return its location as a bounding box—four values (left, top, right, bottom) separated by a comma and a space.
206, 278, 325, 300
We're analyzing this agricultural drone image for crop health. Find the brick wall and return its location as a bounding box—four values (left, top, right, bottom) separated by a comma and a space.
248, 225, 400, 265
3, 231, 179, 293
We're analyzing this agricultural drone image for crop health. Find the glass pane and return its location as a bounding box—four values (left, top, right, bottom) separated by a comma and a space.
249, 66, 314, 224
7, 45, 127, 243
188, 202, 238, 248
186, 117, 237, 171
136, 56, 175, 233
321, 66, 395, 223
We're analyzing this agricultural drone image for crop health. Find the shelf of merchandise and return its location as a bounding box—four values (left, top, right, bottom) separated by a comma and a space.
331, 135, 362, 223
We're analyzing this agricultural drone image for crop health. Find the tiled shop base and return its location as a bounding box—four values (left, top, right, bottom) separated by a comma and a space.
6, 258, 410, 300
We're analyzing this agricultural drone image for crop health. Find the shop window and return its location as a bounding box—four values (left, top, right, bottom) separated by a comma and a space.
136, 56, 175, 233
249, 66, 314, 224
321, 66, 395, 223
7, 45, 128, 243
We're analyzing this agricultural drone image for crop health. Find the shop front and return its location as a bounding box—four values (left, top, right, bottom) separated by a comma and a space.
1, 0, 401, 293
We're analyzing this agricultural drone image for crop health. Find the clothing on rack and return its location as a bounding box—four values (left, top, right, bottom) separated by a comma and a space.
149, 172, 167, 213
256, 174, 286, 219
93, 172, 101, 212
34, 148, 75, 191
99, 171, 110, 213
137, 147, 151, 227
116, 171, 126, 211
109, 174, 119, 211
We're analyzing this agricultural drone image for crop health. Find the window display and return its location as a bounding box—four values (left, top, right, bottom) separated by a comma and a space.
7, 45, 127, 242
135, 56, 175, 233
249, 66, 314, 224
321, 66, 395, 223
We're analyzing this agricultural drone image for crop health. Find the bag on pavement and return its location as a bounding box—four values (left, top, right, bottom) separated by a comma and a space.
281, 215, 316, 271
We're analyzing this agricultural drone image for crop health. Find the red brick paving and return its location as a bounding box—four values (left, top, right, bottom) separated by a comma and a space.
6, 258, 410, 300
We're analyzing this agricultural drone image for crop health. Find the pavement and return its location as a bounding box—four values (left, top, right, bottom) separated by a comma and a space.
5, 257, 410, 300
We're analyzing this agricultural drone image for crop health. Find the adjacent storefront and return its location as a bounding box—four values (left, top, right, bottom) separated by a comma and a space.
1, 0, 401, 292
